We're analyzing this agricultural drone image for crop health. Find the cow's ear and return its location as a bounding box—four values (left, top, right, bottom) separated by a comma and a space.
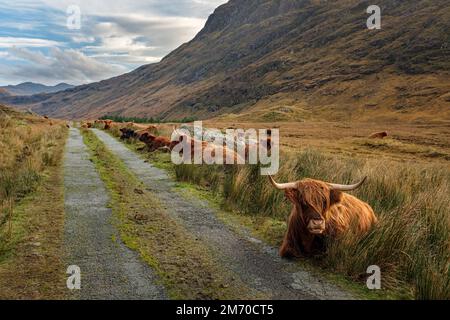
330, 189, 343, 206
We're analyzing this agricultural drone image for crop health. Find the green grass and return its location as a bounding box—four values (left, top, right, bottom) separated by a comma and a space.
173, 150, 449, 299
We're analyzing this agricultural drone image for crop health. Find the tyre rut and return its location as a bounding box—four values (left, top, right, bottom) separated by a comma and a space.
64, 128, 166, 300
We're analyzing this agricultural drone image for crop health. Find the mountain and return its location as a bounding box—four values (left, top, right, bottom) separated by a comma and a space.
0, 88, 11, 99
1, 82, 74, 96
1, 0, 449, 121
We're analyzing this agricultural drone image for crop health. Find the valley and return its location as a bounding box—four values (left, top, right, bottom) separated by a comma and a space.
0, 0, 448, 302
0, 0, 448, 122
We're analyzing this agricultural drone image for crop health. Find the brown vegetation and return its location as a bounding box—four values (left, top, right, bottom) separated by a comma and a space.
98, 118, 449, 299
0, 105, 67, 299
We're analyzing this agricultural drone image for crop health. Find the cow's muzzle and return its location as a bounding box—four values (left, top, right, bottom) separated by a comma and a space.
307, 219, 325, 234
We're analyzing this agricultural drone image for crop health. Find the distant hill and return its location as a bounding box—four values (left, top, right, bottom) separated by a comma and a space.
0, 88, 11, 99
1, 82, 74, 96
1, 0, 449, 121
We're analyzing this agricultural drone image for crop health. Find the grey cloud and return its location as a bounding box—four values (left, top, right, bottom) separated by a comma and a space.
6, 47, 125, 85
146, 0, 227, 18
0, 0, 228, 85
95, 14, 204, 47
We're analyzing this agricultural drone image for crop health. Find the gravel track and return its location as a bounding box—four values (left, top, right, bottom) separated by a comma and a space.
92, 128, 354, 300
63, 128, 166, 300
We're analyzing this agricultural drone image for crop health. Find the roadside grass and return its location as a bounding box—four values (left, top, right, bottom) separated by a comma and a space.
109, 126, 449, 300
0, 105, 67, 299
169, 181, 402, 300
355, 138, 450, 161
0, 106, 66, 251
172, 151, 449, 299
81, 129, 261, 299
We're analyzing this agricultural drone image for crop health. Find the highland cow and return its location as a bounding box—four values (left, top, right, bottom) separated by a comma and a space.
269, 176, 377, 258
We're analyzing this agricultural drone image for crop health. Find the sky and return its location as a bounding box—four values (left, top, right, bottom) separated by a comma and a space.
0, 0, 227, 86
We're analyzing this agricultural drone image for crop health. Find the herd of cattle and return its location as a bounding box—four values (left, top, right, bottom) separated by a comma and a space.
84, 119, 274, 163
77, 118, 379, 258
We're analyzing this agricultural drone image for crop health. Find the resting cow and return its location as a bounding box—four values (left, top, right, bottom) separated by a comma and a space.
369, 131, 388, 139
103, 120, 114, 130
120, 127, 157, 140
139, 132, 172, 152
269, 176, 377, 258
172, 130, 244, 163
131, 123, 158, 133
240, 129, 272, 159
120, 128, 139, 140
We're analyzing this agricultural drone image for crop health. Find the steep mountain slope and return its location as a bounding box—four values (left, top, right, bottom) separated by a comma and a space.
1, 0, 449, 121
1, 82, 74, 96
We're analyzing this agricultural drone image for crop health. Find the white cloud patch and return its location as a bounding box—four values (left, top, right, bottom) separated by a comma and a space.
39, 0, 226, 18
7, 47, 125, 85
0, 37, 60, 48
71, 36, 96, 43
81, 14, 206, 64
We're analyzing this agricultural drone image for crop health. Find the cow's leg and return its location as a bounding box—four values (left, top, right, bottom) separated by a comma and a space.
280, 209, 306, 259
300, 235, 315, 256
311, 236, 326, 253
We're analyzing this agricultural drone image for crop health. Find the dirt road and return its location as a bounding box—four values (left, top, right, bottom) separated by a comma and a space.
92, 128, 353, 300
63, 128, 166, 299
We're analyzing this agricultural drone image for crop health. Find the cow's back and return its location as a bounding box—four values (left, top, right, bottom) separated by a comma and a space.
326, 193, 377, 236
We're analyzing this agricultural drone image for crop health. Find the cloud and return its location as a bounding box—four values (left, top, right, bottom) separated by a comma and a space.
71, 36, 96, 44
0, 37, 60, 48
80, 14, 207, 64
0, 0, 228, 85
6, 47, 125, 85
38, 0, 225, 18
89, 53, 161, 64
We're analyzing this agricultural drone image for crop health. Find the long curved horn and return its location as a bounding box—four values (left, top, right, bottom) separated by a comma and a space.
268, 176, 298, 190
328, 177, 367, 192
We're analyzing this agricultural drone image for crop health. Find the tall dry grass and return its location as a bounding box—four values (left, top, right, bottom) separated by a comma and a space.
174, 150, 449, 299
0, 107, 66, 250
